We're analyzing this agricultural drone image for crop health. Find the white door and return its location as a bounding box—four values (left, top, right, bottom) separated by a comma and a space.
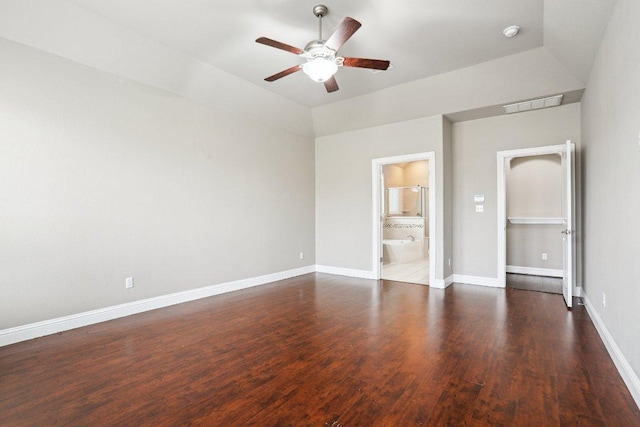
379, 169, 385, 276
561, 140, 576, 308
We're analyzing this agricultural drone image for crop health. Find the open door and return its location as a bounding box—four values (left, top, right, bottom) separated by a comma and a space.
561, 140, 576, 308
379, 168, 385, 276
497, 142, 578, 302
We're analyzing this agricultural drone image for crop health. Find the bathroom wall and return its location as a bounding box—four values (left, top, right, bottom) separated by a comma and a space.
384, 161, 429, 217
382, 164, 404, 187
383, 218, 425, 241
403, 161, 429, 187
506, 155, 563, 271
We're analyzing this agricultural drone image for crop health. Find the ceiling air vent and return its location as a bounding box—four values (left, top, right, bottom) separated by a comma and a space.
503, 94, 563, 114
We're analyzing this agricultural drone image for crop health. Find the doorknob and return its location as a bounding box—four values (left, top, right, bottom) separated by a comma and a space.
561, 229, 573, 235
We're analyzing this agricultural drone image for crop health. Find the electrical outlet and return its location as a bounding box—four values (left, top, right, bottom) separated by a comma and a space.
602, 292, 606, 308
541, 253, 548, 261
448, 258, 451, 267
299, 252, 304, 260
125, 277, 134, 289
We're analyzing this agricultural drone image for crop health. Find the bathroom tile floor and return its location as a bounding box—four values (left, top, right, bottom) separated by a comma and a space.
506, 273, 563, 294
382, 258, 429, 285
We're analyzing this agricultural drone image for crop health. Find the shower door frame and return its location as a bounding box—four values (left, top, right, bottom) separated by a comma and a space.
372, 152, 436, 286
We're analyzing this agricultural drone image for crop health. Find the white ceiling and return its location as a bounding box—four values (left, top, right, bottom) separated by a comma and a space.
0, 0, 618, 137
64, 0, 546, 108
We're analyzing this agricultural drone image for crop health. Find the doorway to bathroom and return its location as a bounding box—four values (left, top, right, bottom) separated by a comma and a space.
372, 153, 435, 286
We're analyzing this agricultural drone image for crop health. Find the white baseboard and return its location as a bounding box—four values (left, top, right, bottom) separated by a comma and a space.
431, 275, 454, 289
445, 275, 454, 287
582, 292, 640, 408
452, 274, 501, 288
0, 265, 316, 348
315, 265, 375, 279
506, 265, 563, 277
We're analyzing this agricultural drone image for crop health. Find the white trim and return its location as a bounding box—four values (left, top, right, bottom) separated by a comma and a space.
583, 292, 640, 408
0, 266, 315, 347
372, 152, 436, 288
431, 274, 454, 289
315, 265, 375, 279
499, 144, 567, 159
446, 275, 454, 287
452, 274, 501, 288
506, 265, 563, 277
508, 217, 564, 225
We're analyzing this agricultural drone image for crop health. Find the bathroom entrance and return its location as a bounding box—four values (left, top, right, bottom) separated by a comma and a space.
372, 153, 435, 286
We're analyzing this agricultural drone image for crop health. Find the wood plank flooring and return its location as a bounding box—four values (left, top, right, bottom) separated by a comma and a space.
1, 273, 638, 426
506, 273, 563, 294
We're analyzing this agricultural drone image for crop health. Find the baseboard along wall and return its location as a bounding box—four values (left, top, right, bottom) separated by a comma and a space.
452, 274, 501, 288
506, 265, 563, 277
314, 265, 375, 280
582, 292, 640, 409
0, 265, 316, 347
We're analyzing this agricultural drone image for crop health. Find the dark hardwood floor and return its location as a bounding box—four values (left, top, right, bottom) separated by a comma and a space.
506, 273, 563, 294
1, 273, 638, 426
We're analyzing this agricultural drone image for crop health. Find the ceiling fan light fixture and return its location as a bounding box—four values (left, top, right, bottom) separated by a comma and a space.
302, 57, 338, 82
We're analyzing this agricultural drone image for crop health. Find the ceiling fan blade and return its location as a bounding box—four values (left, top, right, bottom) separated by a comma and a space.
342, 57, 390, 70
323, 76, 339, 93
264, 65, 302, 82
324, 17, 362, 52
256, 37, 304, 55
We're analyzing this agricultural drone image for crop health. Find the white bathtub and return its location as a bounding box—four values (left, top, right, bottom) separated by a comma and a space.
382, 239, 423, 264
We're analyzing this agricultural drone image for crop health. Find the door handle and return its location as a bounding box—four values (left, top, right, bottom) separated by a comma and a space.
561, 230, 573, 235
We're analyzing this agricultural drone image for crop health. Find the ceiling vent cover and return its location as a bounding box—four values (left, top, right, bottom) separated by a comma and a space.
503, 94, 564, 114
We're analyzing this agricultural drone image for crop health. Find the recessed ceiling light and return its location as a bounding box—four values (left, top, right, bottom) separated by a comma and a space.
503, 25, 520, 38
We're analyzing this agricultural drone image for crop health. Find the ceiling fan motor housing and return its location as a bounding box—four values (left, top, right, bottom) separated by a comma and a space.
304, 40, 335, 60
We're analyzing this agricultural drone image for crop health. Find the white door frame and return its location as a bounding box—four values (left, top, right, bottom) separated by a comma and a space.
497, 142, 576, 296
372, 152, 436, 286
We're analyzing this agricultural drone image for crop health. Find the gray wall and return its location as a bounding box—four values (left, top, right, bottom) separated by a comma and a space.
443, 118, 454, 278
507, 155, 563, 270
581, 0, 640, 382
0, 39, 315, 329
451, 103, 581, 278
315, 115, 447, 279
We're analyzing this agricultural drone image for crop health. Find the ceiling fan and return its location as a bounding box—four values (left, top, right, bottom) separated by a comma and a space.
256, 4, 390, 93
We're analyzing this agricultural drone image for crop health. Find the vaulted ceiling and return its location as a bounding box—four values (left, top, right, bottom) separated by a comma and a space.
0, 0, 617, 137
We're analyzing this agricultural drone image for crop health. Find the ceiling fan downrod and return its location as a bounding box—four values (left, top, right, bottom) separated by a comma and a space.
313, 5, 328, 41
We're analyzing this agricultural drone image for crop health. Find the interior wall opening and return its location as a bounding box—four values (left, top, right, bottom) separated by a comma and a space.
505, 154, 564, 294
380, 160, 430, 285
